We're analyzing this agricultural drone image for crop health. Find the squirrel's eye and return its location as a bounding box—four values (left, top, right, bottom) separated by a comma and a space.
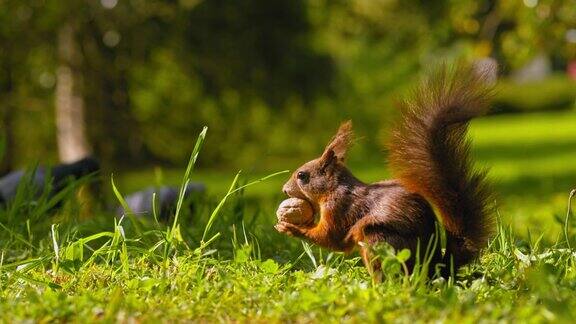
297, 171, 310, 183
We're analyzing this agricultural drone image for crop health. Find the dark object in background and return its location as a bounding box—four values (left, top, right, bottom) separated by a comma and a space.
117, 183, 205, 220
0, 157, 100, 205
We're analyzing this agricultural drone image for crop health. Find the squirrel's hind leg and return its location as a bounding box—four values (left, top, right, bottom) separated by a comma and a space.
354, 223, 425, 277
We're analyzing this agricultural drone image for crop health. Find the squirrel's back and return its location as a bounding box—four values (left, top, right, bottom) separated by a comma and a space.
387, 61, 496, 270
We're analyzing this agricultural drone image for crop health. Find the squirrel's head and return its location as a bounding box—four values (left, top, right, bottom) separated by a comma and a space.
282, 121, 354, 210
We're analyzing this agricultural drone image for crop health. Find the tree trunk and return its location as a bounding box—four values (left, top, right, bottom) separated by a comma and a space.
55, 22, 92, 163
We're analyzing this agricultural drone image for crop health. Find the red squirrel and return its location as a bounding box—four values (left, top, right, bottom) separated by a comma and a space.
275, 62, 496, 278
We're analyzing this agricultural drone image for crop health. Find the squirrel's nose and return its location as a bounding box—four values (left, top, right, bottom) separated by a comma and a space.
282, 184, 289, 196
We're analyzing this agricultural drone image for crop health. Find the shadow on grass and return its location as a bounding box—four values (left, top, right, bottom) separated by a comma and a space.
474, 139, 576, 162
495, 172, 576, 198
471, 138, 576, 198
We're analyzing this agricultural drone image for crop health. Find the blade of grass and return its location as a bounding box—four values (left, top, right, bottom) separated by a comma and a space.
152, 192, 159, 226
201, 172, 240, 243
111, 174, 131, 214
111, 174, 144, 236
200, 170, 289, 243
51, 224, 59, 264
172, 126, 208, 233
565, 189, 576, 249
302, 241, 317, 269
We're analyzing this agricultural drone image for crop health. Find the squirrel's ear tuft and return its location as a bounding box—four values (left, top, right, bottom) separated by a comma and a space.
320, 149, 337, 173
321, 120, 354, 163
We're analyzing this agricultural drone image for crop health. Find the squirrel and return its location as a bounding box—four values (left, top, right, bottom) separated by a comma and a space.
275, 61, 496, 278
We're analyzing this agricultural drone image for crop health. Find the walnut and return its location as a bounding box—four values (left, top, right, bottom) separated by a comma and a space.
276, 197, 314, 225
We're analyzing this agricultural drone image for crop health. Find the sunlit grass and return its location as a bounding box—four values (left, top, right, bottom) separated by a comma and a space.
2, 111, 576, 321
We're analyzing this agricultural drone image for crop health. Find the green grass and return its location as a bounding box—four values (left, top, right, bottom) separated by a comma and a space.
2, 111, 576, 322
471, 111, 576, 240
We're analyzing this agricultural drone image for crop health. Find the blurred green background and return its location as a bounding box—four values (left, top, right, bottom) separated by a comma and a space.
1, 0, 576, 236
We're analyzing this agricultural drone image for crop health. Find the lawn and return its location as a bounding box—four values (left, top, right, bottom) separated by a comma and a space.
1, 110, 576, 322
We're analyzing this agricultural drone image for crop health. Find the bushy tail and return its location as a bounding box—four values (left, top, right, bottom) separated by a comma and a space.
388, 61, 496, 270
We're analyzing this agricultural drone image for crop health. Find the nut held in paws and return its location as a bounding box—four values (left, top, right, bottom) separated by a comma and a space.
276, 198, 314, 225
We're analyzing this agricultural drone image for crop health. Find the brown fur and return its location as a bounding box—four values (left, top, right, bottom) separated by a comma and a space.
388, 63, 495, 268
276, 62, 496, 277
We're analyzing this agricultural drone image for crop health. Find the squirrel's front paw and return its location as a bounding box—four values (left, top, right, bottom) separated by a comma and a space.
275, 221, 304, 237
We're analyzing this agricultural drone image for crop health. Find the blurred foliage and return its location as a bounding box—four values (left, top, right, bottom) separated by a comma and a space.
1, 0, 576, 171
494, 74, 576, 113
